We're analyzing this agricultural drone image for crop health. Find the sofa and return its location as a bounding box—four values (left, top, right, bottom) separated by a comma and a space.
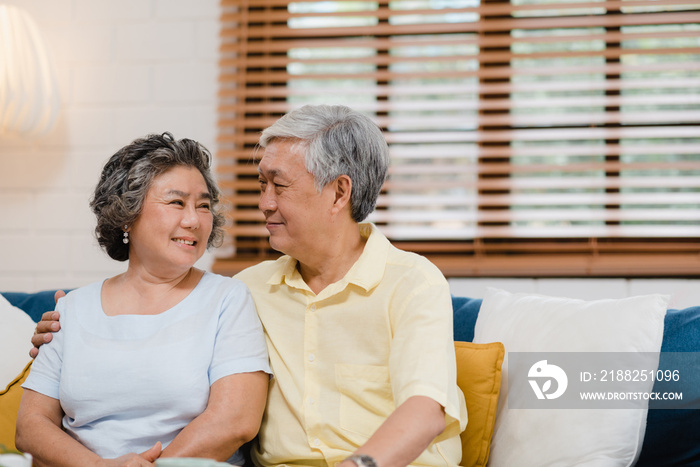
2, 290, 699, 466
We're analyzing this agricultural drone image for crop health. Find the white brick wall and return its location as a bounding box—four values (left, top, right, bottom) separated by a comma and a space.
0, 0, 220, 291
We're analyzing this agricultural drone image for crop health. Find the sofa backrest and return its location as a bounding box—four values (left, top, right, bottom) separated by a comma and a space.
4, 292, 700, 465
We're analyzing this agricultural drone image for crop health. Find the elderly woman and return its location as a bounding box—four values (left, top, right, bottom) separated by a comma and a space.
16, 133, 271, 467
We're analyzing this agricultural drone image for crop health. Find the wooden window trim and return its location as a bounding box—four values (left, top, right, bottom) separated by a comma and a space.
214, 0, 700, 278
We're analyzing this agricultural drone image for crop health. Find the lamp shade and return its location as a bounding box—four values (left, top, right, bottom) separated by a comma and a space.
0, 4, 59, 136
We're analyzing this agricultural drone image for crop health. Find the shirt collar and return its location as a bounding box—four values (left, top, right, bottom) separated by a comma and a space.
266, 255, 301, 287
343, 223, 388, 292
264, 223, 389, 294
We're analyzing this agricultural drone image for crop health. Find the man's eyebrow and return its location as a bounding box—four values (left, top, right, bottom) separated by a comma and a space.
258, 166, 281, 178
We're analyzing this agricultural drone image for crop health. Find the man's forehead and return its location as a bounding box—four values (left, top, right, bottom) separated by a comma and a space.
258, 141, 307, 173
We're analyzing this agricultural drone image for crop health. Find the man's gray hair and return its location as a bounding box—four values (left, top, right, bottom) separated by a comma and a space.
259, 104, 390, 222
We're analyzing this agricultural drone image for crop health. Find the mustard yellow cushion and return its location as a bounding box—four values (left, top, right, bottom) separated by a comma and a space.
455, 341, 504, 467
0, 361, 32, 451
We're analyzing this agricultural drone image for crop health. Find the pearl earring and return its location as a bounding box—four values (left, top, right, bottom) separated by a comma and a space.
123, 225, 129, 244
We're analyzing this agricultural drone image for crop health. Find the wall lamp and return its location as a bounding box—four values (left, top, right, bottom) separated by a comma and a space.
0, 4, 59, 136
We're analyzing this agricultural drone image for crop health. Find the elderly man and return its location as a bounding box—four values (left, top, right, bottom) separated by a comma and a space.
32, 105, 466, 467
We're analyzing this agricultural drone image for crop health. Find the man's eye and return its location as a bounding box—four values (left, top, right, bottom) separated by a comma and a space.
198, 203, 211, 210
170, 200, 184, 206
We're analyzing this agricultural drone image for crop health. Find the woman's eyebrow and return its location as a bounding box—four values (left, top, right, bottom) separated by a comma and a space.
165, 189, 212, 200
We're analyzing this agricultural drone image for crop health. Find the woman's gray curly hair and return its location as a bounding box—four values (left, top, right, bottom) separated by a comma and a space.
90, 132, 224, 261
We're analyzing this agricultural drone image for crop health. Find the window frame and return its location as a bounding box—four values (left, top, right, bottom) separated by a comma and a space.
214, 0, 700, 278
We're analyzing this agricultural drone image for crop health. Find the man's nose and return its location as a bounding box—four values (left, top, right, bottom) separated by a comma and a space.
259, 186, 277, 213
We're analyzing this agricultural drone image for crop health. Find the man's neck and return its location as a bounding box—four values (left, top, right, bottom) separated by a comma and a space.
296, 223, 367, 295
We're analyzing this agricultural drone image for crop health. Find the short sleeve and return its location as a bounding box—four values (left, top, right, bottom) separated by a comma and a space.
388, 271, 467, 440
208, 281, 271, 384
22, 297, 66, 400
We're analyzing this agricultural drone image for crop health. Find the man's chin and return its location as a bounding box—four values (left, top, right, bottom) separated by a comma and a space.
267, 235, 288, 255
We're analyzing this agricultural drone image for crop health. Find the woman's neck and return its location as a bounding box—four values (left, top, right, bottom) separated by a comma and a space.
102, 267, 203, 316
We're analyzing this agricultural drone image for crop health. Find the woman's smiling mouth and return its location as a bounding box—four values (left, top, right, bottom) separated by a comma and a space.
173, 238, 196, 246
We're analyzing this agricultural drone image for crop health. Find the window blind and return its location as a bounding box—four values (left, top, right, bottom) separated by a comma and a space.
214, 0, 700, 277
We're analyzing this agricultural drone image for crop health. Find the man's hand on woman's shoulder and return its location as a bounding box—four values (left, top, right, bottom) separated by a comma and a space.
29, 290, 65, 358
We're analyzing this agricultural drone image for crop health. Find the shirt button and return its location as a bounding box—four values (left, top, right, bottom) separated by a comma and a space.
308, 397, 315, 405
313, 438, 321, 447
308, 353, 315, 362
309, 304, 316, 312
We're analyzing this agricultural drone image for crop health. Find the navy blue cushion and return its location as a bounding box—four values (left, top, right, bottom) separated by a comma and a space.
636, 306, 700, 467
452, 296, 482, 343
2, 290, 66, 323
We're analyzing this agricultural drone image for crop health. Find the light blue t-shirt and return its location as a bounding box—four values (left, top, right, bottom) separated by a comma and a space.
24, 272, 271, 463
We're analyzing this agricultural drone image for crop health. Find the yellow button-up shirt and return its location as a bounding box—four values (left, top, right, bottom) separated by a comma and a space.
235, 223, 466, 467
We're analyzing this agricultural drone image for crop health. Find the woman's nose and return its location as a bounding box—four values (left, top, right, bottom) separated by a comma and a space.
181, 205, 200, 228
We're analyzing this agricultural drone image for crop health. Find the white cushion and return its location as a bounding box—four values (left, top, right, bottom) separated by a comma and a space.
473, 288, 668, 467
0, 294, 36, 389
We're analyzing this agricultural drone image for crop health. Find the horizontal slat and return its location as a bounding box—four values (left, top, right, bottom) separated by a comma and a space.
377, 193, 700, 206
223, 223, 700, 239
213, 252, 700, 277
219, 74, 700, 101
221, 0, 700, 13
225, 11, 700, 39
215, 144, 700, 165
222, 46, 700, 69
220, 113, 700, 131
476, 126, 700, 142
217, 235, 700, 256
217, 125, 700, 146
217, 161, 700, 180
389, 161, 700, 175
224, 176, 700, 193
387, 111, 700, 128
227, 192, 700, 208
222, 62, 700, 84
219, 77, 700, 101
218, 93, 700, 115
374, 224, 700, 240
221, 36, 474, 55
425, 253, 700, 278
396, 176, 700, 190
223, 6, 475, 22
221, 28, 700, 56
226, 22, 478, 39
367, 208, 700, 223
